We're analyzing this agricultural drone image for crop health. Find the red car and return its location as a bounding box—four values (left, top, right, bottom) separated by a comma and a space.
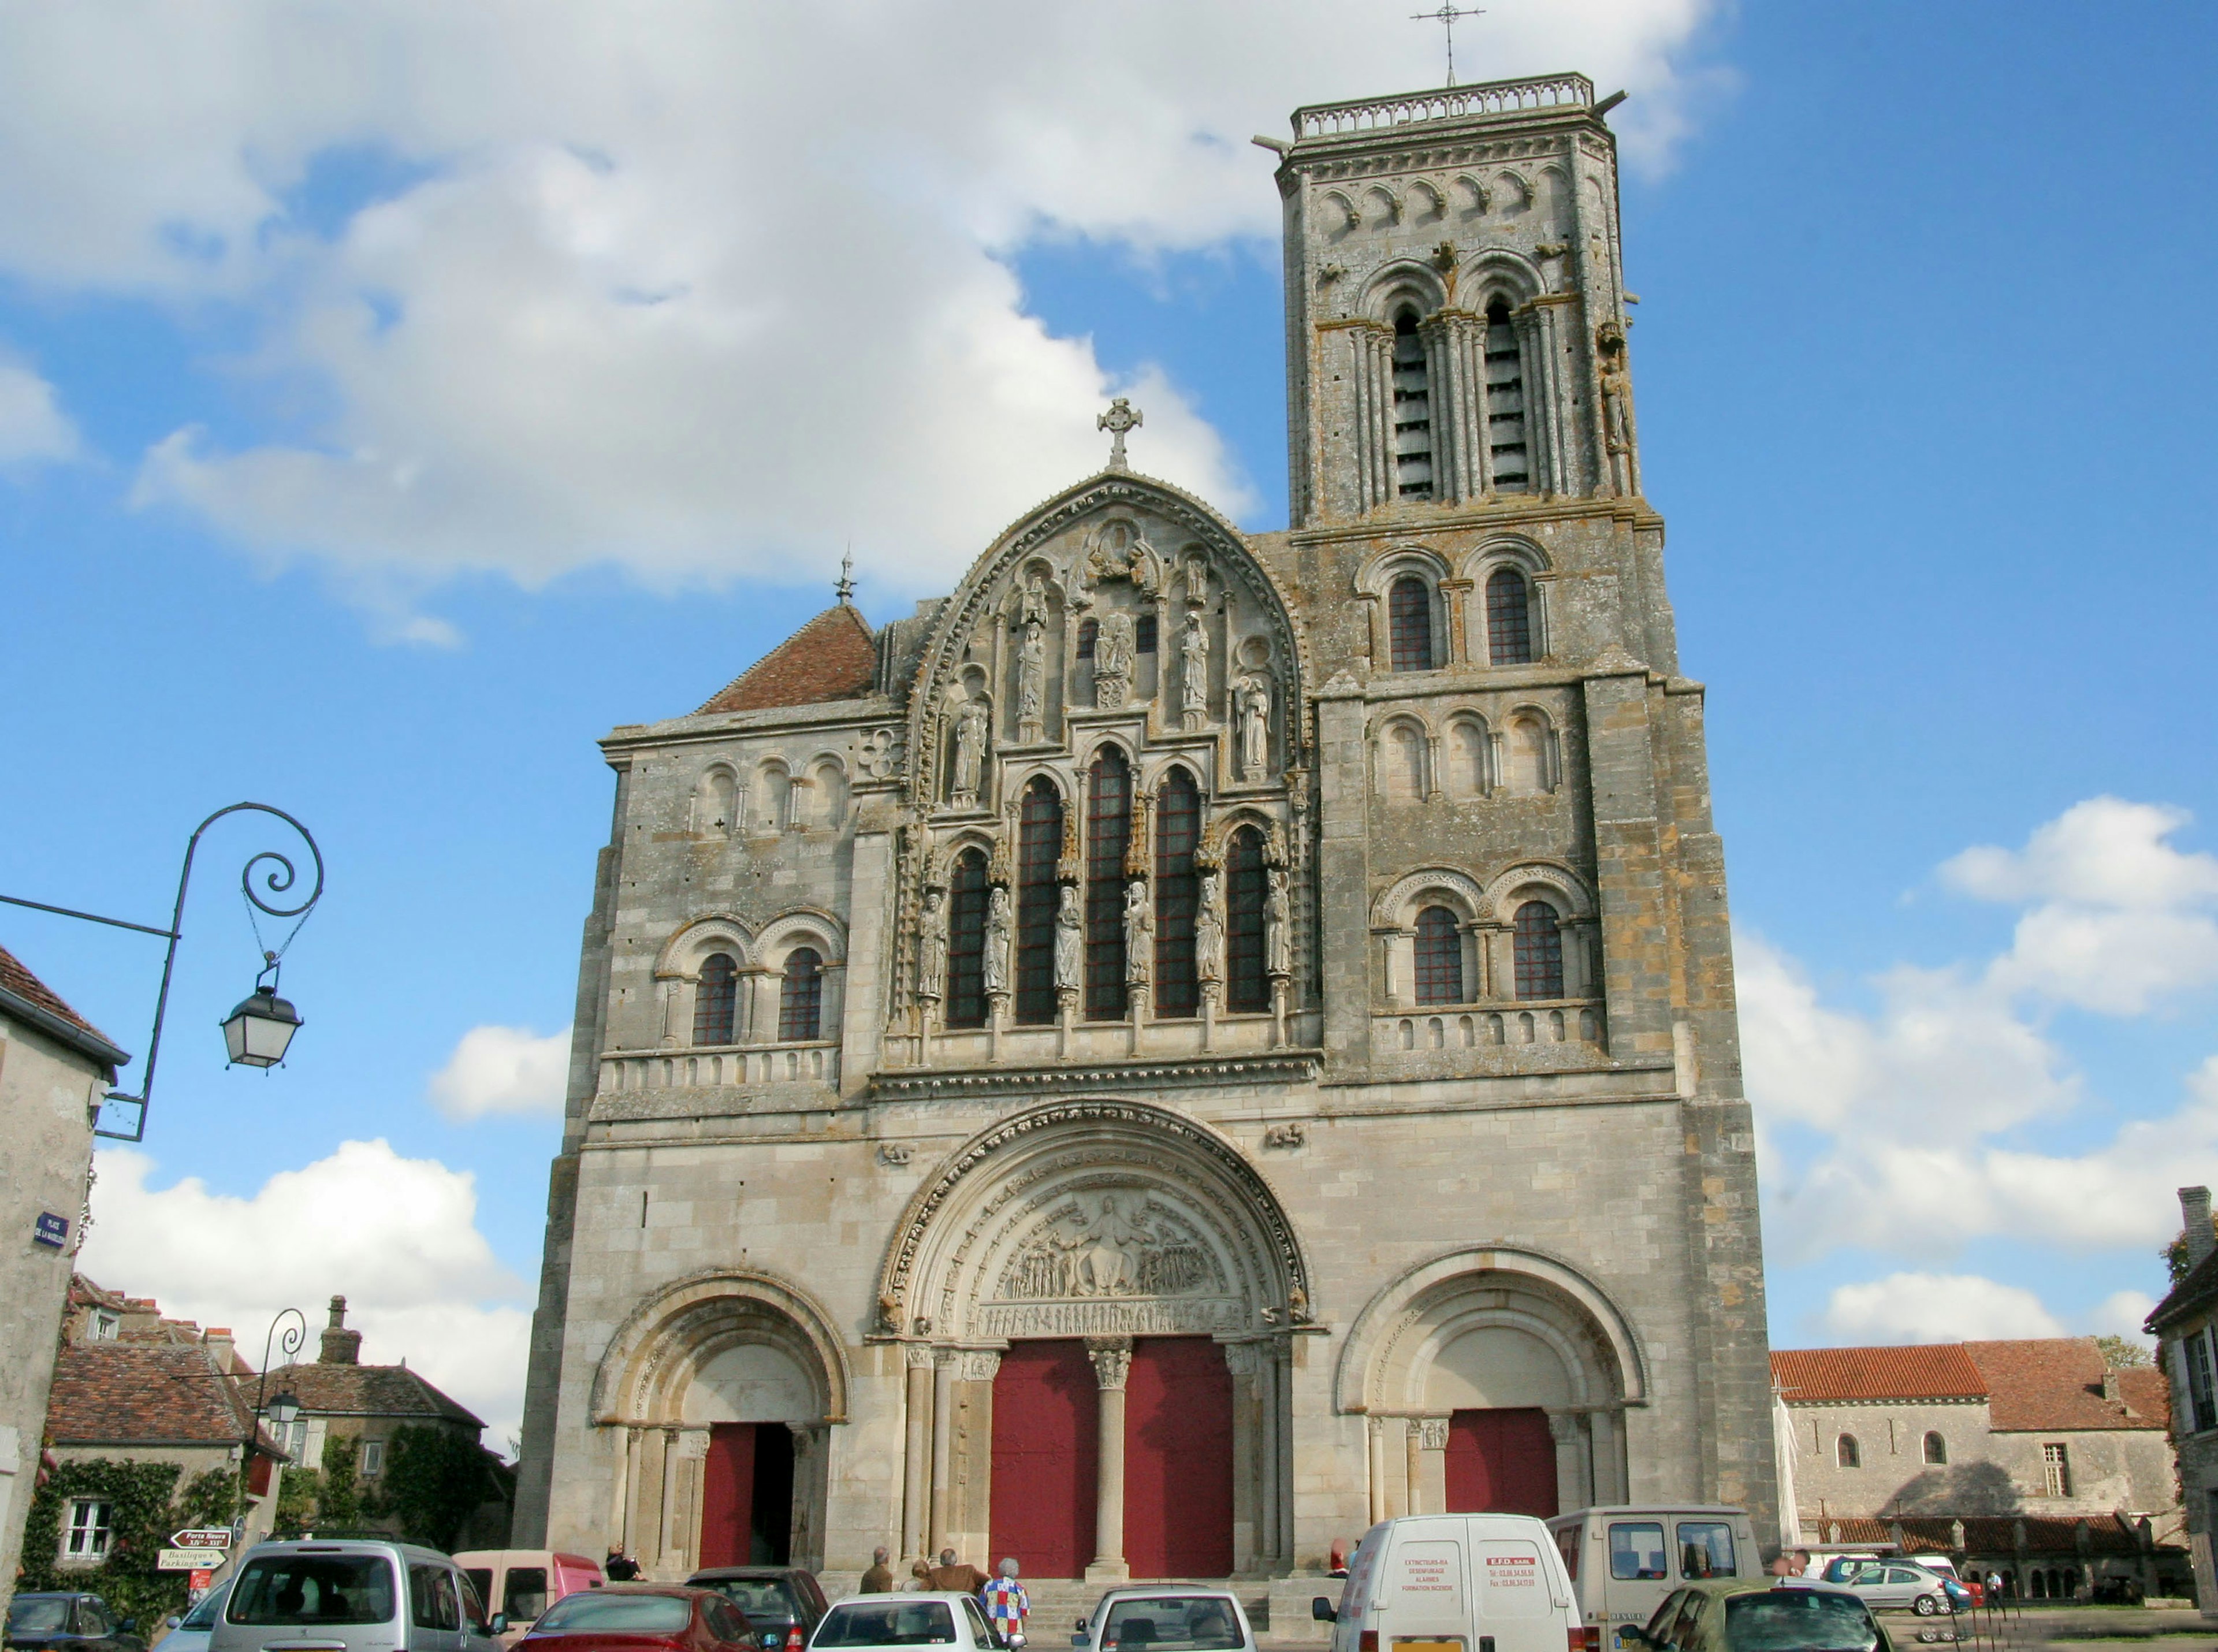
521, 1587, 773, 1652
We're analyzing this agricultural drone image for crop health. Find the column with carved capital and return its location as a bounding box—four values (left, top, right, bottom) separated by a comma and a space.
929, 1350, 957, 1556
902, 1346, 934, 1563
1416, 1417, 1450, 1517
1085, 1337, 1134, 1585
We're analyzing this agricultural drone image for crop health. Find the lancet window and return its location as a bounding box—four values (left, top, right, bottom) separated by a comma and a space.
1225, 826, 1268, 1014
1136, 614, 1158, 654
1391, 310, 1434, 499
779, 948, 823, 1041
1014, 777, 1062, 1024
1389, 575, 1434, 672
1487, 567, 1533, 665
1513, 900, 1564, 999
1153, 768, 1201, 1018
1085, 749, 1131, 1020
1484, 299, 1529, 492
947, 851, 989, 1029
693, 952, 738, 1045
1077, 619, 1097, 660
1413, 906, 1463, 1006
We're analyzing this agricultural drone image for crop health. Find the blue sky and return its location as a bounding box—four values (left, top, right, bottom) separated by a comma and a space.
4, 1, 2215, 1442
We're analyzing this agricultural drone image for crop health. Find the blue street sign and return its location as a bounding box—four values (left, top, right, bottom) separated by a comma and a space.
34, 1212, 68, 1248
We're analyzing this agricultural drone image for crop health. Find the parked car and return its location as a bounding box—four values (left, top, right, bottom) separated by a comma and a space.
807, 1595, 997, 1652
6, 1594, 145, 1652
1073, 1587, 1256, 1652
522, 1587, 764, 1652
1313, 1514, 1584, 1652
1548, 1506, 1761, 1649
1901, 1560, 1980, 1610
153, 1579, 235, 1652
457, 1552, 607, 1647
1635, 1580, 1889, 1652
685, 1569, 828, 1650
210, 1538, 505, 1652
1821, 1562, 1963, 1617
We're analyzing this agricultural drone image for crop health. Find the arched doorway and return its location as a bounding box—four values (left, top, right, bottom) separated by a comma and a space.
877, 1099, 1310, 1581
591, 1271, 849, 1576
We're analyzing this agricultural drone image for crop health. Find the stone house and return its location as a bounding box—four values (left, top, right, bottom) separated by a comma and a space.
2145, 1185, 2218, 1614
0, 944, 128, 1613
514, 69, 1774, 1611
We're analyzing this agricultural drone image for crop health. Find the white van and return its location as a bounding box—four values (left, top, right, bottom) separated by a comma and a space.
1543, 1508, 1759, 1650
1312, 1515, 1584, 1652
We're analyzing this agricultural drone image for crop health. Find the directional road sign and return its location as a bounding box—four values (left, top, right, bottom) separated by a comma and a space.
159, 1548, 227, 1571
172, 1528, 233, 1549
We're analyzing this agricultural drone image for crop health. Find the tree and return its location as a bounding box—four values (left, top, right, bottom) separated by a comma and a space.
2097, 1334, 2153, 1368
317, 1430, 362, 1528
381, 1426, 500, 1551
274, 1463, 323, 1532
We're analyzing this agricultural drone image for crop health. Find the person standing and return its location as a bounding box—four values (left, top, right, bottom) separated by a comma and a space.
928, 1548, 990, 1595
980, 1560, 1028, 1647
860, 1547, 895, 1594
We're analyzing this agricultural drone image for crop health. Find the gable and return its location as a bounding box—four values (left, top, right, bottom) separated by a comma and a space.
696, 603, 877, 715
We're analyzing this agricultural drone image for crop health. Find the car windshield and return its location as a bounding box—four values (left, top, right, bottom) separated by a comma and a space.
704, 1581, 795, 1621
535, 1595, 694, 1634
8, 1602, 73, 1635
181, 1585, 234, 1629
230, 1557, 399, 1627
1724, 1593, 1880, 1652
1103, 1598, 1242, 1651
813, 1601, 956, 1647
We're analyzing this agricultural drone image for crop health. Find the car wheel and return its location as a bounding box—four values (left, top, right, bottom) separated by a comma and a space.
1914, 1596, 1936, 1616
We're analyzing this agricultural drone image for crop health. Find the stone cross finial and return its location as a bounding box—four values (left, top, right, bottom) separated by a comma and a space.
836, 548, 855, 605
1409, 2, 1485, 86
1098, 398, 1143, 470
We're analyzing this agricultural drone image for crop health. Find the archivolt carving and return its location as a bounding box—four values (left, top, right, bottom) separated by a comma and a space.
590, 1267, 851, 1425
1371, 868, 1491, 929
654, 911, 756, 977
1483, 861, 1595, 922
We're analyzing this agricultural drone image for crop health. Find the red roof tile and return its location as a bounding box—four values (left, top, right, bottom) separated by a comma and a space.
1964, 1338, 2169, 1431
0, 941, 126, 1066
46, 1342, 279, 1453
695, 604, 876, 715
1802, 1513, 2157, 1557
1772, 1344, 1989, 1403
265, 1361, 483, 1431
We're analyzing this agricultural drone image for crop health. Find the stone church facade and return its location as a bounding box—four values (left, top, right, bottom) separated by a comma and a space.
515, 72, 1776, 1591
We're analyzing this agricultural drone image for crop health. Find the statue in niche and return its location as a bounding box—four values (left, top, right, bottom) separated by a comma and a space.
1196, 868, 1225, 984
951, 697, 989, 806
1095, 612, 1136, 709
1020, 568, 1050, 629
1179, 612, 1210, 731
1123, 880, 1152, 987
1017, 619, 1046, 736
916, 888, 948, 1002
1234, 670, 1272, 780
1598, 320, 1633, 494
1054, 884, 1084, 995
983, 885, 1013, 997
1264, 867, 1292, 978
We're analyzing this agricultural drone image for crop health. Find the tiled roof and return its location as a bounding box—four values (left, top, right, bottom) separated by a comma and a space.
1772, 1344, 1990, 1404
46, 1342, 280, 1453
1964, 1338, 2169, 1432
266, 1361, 484, 1431
1801, 1513, 2165, 1558
694, 604, 876, 714
0, 941, 128, 1071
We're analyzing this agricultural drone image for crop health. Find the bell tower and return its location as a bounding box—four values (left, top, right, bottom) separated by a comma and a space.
1266, 75, 1638, 525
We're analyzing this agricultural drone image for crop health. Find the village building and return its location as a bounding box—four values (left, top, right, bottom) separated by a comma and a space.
514, 70, 1775, 1612
2145, 1185, 2218, 1614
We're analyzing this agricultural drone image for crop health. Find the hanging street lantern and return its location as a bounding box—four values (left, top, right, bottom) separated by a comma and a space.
224, 960, 303, 1070
265, 1390, 302, 1431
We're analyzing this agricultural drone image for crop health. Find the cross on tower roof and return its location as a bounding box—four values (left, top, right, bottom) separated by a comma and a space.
1098, 398, 1143, 471
1410, 2, 1486, 86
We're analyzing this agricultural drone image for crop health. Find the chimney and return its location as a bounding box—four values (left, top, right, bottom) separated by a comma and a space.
204, 1328, 236, 1371
2182, 1187, 2215, 1269
319, 1294, 362, 1364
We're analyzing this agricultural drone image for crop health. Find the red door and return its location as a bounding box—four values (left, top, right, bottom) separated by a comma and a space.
1444, 1408, 1558, 1517
699, 1423, 757, 1567
990, 1341, 1099, 1579
1124, 1338, 1233, 1578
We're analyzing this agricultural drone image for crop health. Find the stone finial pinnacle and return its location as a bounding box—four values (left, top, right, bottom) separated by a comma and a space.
1098, 398, 1143, 471
836, 548, 855, 605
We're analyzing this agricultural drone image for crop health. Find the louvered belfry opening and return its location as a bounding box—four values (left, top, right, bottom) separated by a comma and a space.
1391, 309, 1434, 499
1487, 566, 1532, 665
1414, 906, 1464, 1006
1389, 574, 1434, 672
1484, 299, 1529, 492
1153, 769, 1201, 1018
1224, 826, 1268, 1014
1015, 777, 1062, 1024
1085, 749, 1131, 1020
947, 850, 989, 1028
693, 952, 738, 1044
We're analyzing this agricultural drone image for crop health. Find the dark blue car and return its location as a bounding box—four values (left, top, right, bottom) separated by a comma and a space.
4, 1593, 146, 1652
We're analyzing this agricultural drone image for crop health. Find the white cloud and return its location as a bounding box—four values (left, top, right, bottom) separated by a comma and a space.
2093, 1291, 2159, 1342
80, 1140, 533, 1445
0, 352, 79, 466
0, 1, 1726, 623
429, 1024, 571, 1121
1822, 1273, 2065, 1344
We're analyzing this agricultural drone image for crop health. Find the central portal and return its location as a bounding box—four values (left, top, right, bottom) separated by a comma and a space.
988, 1341, 1099, 1579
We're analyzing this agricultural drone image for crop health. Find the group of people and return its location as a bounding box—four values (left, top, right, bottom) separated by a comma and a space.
859, 1548, 1030, 1642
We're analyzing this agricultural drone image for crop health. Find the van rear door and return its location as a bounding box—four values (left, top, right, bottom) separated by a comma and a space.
1471, 1529, 1562, 1652
1382, 1532, 1468, 1652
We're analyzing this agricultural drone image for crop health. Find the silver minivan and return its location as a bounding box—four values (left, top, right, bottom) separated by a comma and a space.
209, 1539, 506, 1652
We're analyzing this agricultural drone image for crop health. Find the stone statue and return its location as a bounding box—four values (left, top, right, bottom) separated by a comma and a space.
1179, 611, 1209, 730
951, 698, 988, 803
1020, 568, 1049, 629
1017, 619, 1045, 730
1234, 671, 1271, 779
1264, 868, 1292, 977
1123, 880, 1152, 985
1196, 868, 1224, 983
916, 888, 948, 1001
1054, 883, 1083, 994
1095, 611, 1135, 708
983, 885, 1013, 996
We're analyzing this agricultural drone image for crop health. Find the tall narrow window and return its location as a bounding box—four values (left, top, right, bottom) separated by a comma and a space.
1487, 567, 1533, 664
1225, 827, 1268, 1014
1836, 1435, 1860, 1469
2042, 1442, 2071, 1498
1414, 906, 1464, 1006
1923, 1431, 1948, 1466
1484, 299, 1529, 492
693, 952, 738, 1045
947, 851, 988, 1029
1085, 749, 1131, 1020
2190, 1331, 2217, 1433
1015, 778, 1062, 1024
1389, 574, 1434, 672
1391, 309, 1433, 499
1514, 901, 1564, 999
1136, 614, 1158, 654
1153, 769, 1201, 1018
779, 948, 823, 1041
1077, 618, 1098, 660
